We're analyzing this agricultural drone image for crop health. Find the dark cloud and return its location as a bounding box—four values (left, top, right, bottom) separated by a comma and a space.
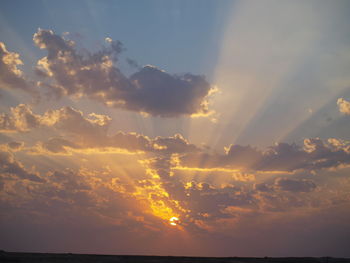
254, 182, 273, 192
49, 169, 91, 192
34, 29, 215, 117
153, 134, 199, 154
274, 177, 316, 192
6, 141, 24, 151
180, 138, 350, 172
183, 182, 253, 222
127, 66, 213, 117
0, 151, 43, 182
40, 137, 79, 154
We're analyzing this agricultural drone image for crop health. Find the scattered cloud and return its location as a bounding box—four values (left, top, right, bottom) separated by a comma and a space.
0, 42, 34, 93
337, 98, 350, 115
0, 104, 41, 132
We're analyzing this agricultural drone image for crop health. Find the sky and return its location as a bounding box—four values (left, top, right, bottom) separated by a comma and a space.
1, 0, 350, 258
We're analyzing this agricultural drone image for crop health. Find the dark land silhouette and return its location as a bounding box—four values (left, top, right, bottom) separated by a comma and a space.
1, 251, 349, 263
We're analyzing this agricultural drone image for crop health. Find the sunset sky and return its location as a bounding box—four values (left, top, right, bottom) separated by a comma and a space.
1, 0, 350, 257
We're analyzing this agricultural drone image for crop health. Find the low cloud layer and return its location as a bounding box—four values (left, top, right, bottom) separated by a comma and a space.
3, 104, 350, 173
1, 104, 350, 256
0, 104, 199, 155
33, 29, 215, 117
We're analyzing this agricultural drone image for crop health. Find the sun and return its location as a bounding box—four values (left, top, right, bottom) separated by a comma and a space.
169, 216, 179, 226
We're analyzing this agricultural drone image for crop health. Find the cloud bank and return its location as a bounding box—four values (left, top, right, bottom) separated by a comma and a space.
1, 103, 350, 256
180, 138, 350, 172
0, 104, 199, 155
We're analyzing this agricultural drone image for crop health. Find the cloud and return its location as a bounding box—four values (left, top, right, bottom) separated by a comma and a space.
0, 130, 348, 241
337, 98, 350, 115
0, 166, 140, 225
137, 155, 255, 226
181, 182, 253, 222
36, 137, 79, 154
180, 138, 350, 172
7, 141, 24, 151
274, 178, 316, 192
0, 104, 199, 155
0, 104, 41, 132
0, 103, 111, 134
35, 116, 198, 155
0, 42, 33, 93
1, 104, 348, 235
0, 141, 24, 152
152, 134, 199, 154
253, 182, 273, 192
3, 104, 349, 172
0, 151, 43, 182
44, 106, 112, 142
34, 29, 215, 117
42, 131, 152, 155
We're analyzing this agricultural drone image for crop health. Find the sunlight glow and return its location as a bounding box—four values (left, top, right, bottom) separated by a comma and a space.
169, 216, 179, 226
